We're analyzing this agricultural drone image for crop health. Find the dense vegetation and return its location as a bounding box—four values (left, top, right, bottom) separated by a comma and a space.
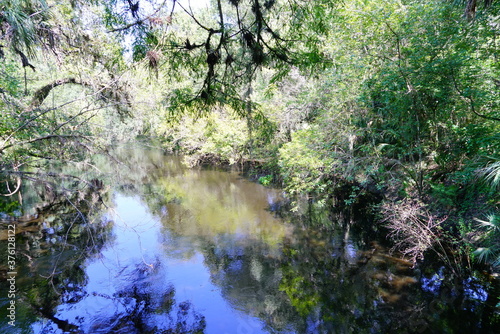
1, 0, 499, 285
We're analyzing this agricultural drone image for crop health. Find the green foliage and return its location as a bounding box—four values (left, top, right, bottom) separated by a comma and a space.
132, 41, 148, 62
278, 125, 335, 197
198, 115, 248, 164
0, 200, 21, 215
258, 175, 272, 186
0, 57, 22, 97
160, 111, 249, 166
429, 183, 460, 208
470, 158, 500, 270
130, 0, 338, 115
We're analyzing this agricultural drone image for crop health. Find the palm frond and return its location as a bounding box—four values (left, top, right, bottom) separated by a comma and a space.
474, 214, 500, 232
473, 247, 495, 264
492, 256, 500, 269
481, 160, 500, 189
5, 6, 37, 52
2, 0, 50, 56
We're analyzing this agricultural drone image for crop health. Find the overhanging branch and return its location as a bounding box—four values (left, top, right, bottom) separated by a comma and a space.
29, 78, 84, 109
1, 135, 91, 153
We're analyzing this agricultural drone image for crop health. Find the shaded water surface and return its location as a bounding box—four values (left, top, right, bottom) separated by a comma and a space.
0, 145, 497, 333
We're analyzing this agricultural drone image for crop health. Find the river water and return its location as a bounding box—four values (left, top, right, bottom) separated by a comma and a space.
0, 144, 497, 333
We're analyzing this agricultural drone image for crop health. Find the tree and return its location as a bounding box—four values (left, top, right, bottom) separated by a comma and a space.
0, 0, 133, 202
101, 0, 336, 115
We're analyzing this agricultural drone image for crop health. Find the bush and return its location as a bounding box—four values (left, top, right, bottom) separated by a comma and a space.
380, 199, 452, 269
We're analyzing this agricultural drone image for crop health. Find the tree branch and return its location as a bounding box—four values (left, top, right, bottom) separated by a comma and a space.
1, 135, 91, 153
29, 78, 81, 109
107, 0, 170, 33
451, 73, 500, 122
177, 0, 217, 32
0, 96, 92, 151
2, 178, 21, 197
14, 47, 36, 71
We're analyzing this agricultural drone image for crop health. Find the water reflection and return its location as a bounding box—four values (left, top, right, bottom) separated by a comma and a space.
0, 183, 112, 334
1, 144, 498, 333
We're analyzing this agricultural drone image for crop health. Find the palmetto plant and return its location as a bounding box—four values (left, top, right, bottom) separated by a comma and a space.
1, 0, 52, 55
473, 159, 500, 269
473, 214, 500, 269
482, 161, 500, 190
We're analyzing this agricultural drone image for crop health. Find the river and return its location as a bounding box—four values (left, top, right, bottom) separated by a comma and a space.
0, 144, 497, 333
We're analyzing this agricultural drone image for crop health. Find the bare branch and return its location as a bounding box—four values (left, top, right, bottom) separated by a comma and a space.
0, 94, 94, 150
1, 134, 91, 153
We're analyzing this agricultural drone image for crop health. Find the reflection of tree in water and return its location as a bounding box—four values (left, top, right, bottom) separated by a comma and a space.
194, 214, 377, 333
264, 209, 497, 334
1, 170, 207, 333
8, 145, 491, 333
0, 177, 112, 333
148, 172, 394, 332
81, 261, 206, 334
97, 146, 499, 334
164, 205, 448, 334
200, 237, 296, 332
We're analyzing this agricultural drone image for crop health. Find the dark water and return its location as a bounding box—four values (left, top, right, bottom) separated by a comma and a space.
0, 145, 498, 333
